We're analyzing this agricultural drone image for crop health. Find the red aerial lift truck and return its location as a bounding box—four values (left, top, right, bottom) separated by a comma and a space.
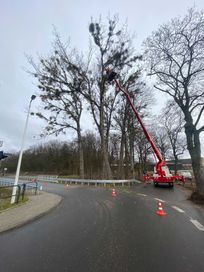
106, 69, 185, 188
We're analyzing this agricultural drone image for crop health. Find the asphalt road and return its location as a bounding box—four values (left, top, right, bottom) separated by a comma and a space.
0, 183, 204, 272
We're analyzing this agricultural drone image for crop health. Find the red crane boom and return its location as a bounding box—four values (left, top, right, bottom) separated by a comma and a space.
106, 69, 185, 187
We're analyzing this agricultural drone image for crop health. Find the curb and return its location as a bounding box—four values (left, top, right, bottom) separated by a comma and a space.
0, 192, 62, 234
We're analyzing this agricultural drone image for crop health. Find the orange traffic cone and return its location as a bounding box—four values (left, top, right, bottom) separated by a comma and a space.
156, 202, 166, 216
112, 188, 116, 197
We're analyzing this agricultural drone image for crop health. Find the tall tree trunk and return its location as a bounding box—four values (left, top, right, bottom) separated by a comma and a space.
173, 151, 178, 175
101, 136, 112, 179
124, 134, 129, 179
117, 133, 125, 179
174, 156, 178, 175
129, 135, 135, 179
185, 122, 204, 195
77, 125, 84, 179
79, 143, 84, 179
102, 152, 112, 179
100, 94, 112, 179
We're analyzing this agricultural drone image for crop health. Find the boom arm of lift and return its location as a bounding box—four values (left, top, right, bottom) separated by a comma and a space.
106, 69, 166, 176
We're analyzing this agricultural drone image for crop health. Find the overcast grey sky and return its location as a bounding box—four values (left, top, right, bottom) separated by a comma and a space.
0, 0, 204, 155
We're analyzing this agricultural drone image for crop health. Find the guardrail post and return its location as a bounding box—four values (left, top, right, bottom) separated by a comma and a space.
34, 182, 38, 195
22, 183, 26, 200
16, 185, 21, 204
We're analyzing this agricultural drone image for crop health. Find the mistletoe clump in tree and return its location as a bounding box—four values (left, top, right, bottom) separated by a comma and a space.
84, 15, 144, 179
29, 34, 86, 178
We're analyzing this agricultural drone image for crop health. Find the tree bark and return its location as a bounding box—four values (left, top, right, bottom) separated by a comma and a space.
174, 155, 178, 175
185, 120, 204, 195
101, 133, 112, 179
124, 134, 130, 179
118, 135, 125, 179
130, 143, 135, 179
99, 82, 112, 179
77, 124, 84, 179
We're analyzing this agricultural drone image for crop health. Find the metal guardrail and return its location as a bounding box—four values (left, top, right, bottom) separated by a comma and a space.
29, 175, 140, 186
2, 176, 141, 187
0, 184, 21, 204
0, 178, 16, 187
22, 181, 38, 196
5, 175, 58, 183
0, 178, 39, 202
38, 175, 58, 182
57, 178, 140, 186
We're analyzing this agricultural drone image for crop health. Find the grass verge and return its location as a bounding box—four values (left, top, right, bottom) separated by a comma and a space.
0, 188, 29, 211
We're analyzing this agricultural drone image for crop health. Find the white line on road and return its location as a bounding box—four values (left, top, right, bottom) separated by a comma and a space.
190, 220, 204, 231
154, 198, 166, 203
171, 206, 185, 213
137, 193, 147, 197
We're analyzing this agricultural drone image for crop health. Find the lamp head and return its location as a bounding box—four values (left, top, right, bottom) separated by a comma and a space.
31, 95, 36, 101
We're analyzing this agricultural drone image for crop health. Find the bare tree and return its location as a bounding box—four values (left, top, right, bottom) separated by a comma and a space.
81, 132, 101, 178
161, 100, 186, 174
28, 34, 85, 178
134, 128, 152, 178
113, 76, 152, 179
82, 15, 142, 179
144, 8, 204, 196
150, 125, 171, 161
114, 99, 128, 179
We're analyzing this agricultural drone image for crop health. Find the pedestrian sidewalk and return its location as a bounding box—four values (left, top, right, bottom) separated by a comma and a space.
0, 191, 62, 233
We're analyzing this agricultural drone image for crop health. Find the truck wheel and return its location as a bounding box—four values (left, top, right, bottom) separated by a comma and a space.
154, 182, 158, 187
169, 182, 174, 188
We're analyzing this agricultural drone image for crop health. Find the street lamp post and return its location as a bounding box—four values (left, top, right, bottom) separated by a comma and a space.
11, 95, 36, 204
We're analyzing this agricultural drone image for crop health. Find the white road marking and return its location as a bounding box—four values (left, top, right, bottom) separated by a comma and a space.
171, 206, 185, 213
137, 193, 147, 197
154, 198, 166, 203
190, 220, 204, 231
